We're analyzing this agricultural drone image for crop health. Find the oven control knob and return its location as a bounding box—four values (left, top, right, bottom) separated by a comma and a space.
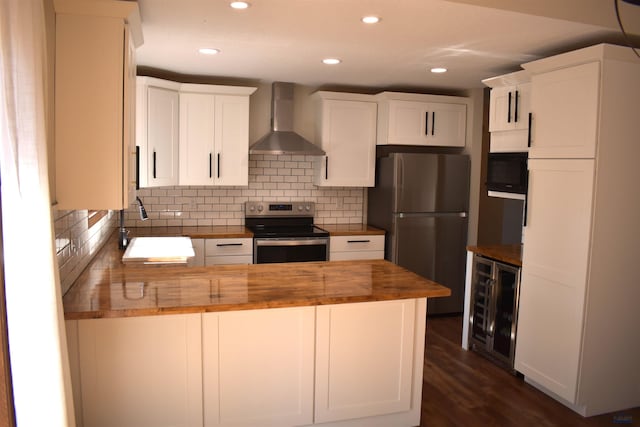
305, 205, 311, 211
249, 205, 255, 212
257, 205, 263, 212
298, 205, 303, 211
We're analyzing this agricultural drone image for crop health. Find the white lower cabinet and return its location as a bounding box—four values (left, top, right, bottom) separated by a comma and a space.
67, 314, 203, 427
67, 298, 427, 427
329, 235, 384, 261
203, 307, 315, 426
314, 299, 416, 423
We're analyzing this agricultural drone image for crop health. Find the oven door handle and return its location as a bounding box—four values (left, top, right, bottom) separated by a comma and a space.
255, 238, 328, 247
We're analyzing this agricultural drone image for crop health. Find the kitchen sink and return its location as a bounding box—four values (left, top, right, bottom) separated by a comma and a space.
122, 236, 195, 264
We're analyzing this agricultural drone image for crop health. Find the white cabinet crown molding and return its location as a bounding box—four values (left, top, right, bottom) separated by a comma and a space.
53, 0, 143, 47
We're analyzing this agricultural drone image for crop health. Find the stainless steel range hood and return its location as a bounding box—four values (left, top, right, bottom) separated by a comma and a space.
250, 82, 325, 155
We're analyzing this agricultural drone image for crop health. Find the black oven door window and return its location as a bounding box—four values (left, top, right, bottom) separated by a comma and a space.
255, 239, 329, 264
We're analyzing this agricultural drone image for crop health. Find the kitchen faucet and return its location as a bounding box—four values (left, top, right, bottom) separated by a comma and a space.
118, 197, 149, 249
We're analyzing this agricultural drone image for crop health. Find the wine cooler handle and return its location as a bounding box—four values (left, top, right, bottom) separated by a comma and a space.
487, 279, 496, 337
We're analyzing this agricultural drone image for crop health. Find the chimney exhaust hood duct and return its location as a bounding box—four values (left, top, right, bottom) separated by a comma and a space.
250, 82, 325, 155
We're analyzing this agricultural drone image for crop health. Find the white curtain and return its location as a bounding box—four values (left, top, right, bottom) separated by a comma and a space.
0, 0, 75, 426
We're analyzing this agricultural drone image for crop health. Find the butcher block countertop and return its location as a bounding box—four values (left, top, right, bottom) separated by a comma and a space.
63, 232, 449, 320
466, 244, 522, 267
129, 225, 253, 239
126, 224, 384, 238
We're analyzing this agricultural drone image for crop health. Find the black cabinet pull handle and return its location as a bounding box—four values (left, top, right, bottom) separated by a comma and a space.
523, 170, 530, 227
507, 91, 512, 123
135, 146, 140, 190
216, 243, 243, 247
153, 150, 157, 179
425, 112, 429, 135
209, 153, 212, 178
347, 239, 371, 243
325, 156, 329, 180
514, 90, 519, 123
431, 112, 435, 135
527, 113, 532, 148
217, 153, 220, 178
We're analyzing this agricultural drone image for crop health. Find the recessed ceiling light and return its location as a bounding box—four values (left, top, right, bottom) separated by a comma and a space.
230, 1, 250, 9
199, 48, 221, 55
322, 58, 341, 65
362, 16, 380, 24
430, 67, 447, 73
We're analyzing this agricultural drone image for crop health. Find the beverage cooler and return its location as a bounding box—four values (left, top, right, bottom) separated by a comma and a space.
468, 254, 521, 371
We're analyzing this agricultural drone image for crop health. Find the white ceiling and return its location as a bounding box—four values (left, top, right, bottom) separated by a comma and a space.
135, 0, 640, 91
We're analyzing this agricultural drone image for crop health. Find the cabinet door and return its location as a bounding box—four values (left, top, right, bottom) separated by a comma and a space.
315, 300, 416, 423
55, 14, 127, 209
214, 95, 250, 186
516, 158, 595, 403
489, 84, 531, 133
529, 62, 600, 159
179, 92, 215, 185
315, 99, 377, 187
386, 100, 466, 147
386, 100, 427, 145
202, 307, 315, 426
427, 102, 467, 147
77, 314, 203, 427
146, 86, 179, 186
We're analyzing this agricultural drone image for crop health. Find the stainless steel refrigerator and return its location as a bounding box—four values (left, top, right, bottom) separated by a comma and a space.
367, 152, 470, 315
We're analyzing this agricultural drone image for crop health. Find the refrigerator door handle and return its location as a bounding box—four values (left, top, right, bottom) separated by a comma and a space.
397, 212, 467, 218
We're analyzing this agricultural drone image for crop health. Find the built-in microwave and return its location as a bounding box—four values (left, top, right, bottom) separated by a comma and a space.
486, 152, 528, 200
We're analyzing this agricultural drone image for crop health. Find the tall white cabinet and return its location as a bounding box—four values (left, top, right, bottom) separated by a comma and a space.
515, 44, 640, 416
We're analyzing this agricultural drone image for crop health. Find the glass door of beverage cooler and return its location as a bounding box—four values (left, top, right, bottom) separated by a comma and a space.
489, 262, 521, 366
469, 256, 494, 345
469, 254, 521, 370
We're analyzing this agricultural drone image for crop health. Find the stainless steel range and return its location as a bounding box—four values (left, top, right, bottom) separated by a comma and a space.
245, 201, 329, 264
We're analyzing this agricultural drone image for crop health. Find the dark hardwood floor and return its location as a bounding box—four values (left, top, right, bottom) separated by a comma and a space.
421, 315, 639, 427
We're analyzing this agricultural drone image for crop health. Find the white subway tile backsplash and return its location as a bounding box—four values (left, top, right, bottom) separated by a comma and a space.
125, 154, 364, 226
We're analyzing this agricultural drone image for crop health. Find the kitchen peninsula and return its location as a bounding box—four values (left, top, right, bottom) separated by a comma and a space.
63, 233, 450, 427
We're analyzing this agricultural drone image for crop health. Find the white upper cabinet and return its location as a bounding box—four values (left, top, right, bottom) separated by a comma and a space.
137, 78, 181, 187
179, 86, 255, 186
54, 0, 142, 209
376, 92, 467, 147
137, 78, 256, 187
528, 61, 600, 159
179, 92, 214, 185
313, 92, 377, 187
483, 70, 532, 152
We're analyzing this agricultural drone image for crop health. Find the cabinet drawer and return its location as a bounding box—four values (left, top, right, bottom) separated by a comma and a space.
205, 238, 252, 256
330, 235, 384, 252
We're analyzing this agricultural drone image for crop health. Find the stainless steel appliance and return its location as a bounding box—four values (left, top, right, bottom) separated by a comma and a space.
245, 201, 329, 264
468, 254, 521, 371
486, 152, 528, 200
367, 153, 470, 315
